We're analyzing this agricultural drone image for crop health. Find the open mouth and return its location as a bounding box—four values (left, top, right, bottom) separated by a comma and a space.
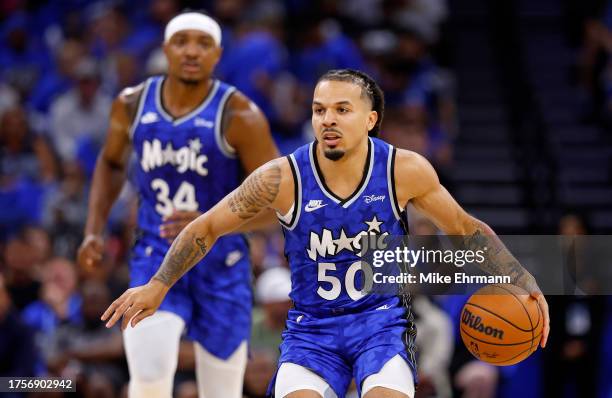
322, 132, 341, 147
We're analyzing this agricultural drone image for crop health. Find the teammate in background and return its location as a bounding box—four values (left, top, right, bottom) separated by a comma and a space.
102, 69, 549, 398
77, 12, 278, 398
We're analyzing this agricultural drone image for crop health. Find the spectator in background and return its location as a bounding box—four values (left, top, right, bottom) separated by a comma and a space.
0, 105, 57, 236
251, 267, 292, 354
22, 257, 82, 345
0, 105, 57, 185
43, 161, 89, 258
87, 4, 158, 66
49, 57, 111, 162
28, 39, 86, 113
381, 108, 453, 184
217, 0, 287, 125
541, 213, 606, 398
412, 295, 454, 398
44, 280, 125, 396
578, 0, 612, 123
2, 228, 51, 310
289, 12, 364, 88
0, 272, 39, 380
246, 267, 292, 397
0, 12, 52, 98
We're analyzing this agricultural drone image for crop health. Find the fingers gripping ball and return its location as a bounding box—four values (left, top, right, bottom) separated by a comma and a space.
460, 284, 543, 366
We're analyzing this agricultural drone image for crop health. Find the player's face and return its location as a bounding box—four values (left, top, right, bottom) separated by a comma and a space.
312, 80, 377, 161
163, 30, 221, 84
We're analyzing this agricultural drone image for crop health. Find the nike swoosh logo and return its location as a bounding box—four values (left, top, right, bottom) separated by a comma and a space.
304, 203, 328, 212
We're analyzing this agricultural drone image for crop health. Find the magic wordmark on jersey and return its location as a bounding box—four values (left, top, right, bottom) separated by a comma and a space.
306, 215, 388, 261
140, 137, 208, 176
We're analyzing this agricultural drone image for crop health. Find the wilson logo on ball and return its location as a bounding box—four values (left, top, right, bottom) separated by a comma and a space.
462, 308, 504, 340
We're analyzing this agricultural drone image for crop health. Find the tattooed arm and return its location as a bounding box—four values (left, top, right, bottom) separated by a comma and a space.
101, 158, 293, 330
394, 148, 549, 347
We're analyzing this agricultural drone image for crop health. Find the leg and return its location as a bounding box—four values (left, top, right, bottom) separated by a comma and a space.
194, 340, 247, 398
275, 363, 338, 398
362, 387, 409, 398
361, 355, 415, 398
123, 311, 185, 398
285, 391, 325, 398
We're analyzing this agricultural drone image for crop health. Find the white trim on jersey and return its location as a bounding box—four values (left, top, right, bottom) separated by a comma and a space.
155, 77, 220, 126
277, 153, 302, 231
387, 144, 402, 221
342, 137, 374, 208
214, 86, 237, 158
129, 78, 152, 140
308, 137, 374, 209
308, 141, 340, 204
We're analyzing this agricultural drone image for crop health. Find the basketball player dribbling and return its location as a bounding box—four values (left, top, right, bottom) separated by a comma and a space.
77, 12, 278, 398
102, 69, 549, 398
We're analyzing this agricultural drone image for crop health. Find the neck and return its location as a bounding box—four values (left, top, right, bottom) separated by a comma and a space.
316, 136, 369, 180
162, 75, 213, 117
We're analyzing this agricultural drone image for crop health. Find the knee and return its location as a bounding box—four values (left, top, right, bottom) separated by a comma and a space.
362, 387, 410, 398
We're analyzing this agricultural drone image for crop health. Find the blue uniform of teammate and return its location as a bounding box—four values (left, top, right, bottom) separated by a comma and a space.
103, 69, 550, 398
80, 12, 278, 398
129, 75, 252, 358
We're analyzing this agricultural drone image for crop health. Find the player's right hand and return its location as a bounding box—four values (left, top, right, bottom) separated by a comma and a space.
77, 234, 104, 269
101, 279, 169, 330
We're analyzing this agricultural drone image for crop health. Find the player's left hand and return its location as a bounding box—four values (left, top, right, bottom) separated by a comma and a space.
530, 290, 549, 348
159, 210, 201, 242
101, 279, 169, 330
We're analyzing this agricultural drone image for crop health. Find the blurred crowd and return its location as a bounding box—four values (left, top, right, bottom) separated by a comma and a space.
573, 0, 612, 126
0, 0, 611, 398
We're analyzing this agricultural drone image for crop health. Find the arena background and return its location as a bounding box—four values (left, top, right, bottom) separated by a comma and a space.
1, 0, 611, 397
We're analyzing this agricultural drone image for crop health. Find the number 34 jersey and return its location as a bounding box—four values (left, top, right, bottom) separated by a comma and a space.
129, 76, 249, 295
280, 137, 409, 316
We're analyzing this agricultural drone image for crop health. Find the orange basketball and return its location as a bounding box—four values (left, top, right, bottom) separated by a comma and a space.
460, 284, 543, 366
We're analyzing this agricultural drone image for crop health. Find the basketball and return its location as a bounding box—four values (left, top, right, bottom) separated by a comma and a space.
460, 284, 543, 366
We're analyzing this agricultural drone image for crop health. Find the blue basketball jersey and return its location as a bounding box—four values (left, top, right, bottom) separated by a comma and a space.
129, 75, 250, 297
280, 137, 409, 315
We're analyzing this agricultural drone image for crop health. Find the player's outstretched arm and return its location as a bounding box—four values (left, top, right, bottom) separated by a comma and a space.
394, 149, 549, 348
101, 158, 292, 330
78, 85, 142, 269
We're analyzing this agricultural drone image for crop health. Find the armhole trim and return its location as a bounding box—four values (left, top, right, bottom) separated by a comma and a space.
128, 79, 151, 140
387, 145, 402, 220
215, 87, 237, 158
277, 154, 301, 230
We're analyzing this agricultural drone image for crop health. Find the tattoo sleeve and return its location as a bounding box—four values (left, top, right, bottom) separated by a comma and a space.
151, 160, 281, 288
228, 160, 282, 219
153, 232, 208, 287
463, 220, 539, 293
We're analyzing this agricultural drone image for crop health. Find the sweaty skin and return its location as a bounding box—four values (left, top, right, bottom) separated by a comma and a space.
102, 79, 549, 351
77, 29, 279, 270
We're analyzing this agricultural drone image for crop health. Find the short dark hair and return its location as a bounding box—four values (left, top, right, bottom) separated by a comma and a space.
316, 69, 385, 137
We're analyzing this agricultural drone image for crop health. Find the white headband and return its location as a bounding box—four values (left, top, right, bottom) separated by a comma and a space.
164, 12, 221, 46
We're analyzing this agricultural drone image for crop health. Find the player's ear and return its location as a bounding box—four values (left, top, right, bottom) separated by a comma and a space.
210, 45, 223, 67
162, 41, 171, 59
367, 110, 378, 132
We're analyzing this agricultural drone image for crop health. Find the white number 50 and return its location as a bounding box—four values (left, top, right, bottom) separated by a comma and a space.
317, 261, 367, 301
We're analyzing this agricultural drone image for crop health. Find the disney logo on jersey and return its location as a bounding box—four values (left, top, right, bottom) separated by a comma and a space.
194, 117, 214, 128
306, 216, 387, 261
363, 194, 385, 204
141, 138, 208, 176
